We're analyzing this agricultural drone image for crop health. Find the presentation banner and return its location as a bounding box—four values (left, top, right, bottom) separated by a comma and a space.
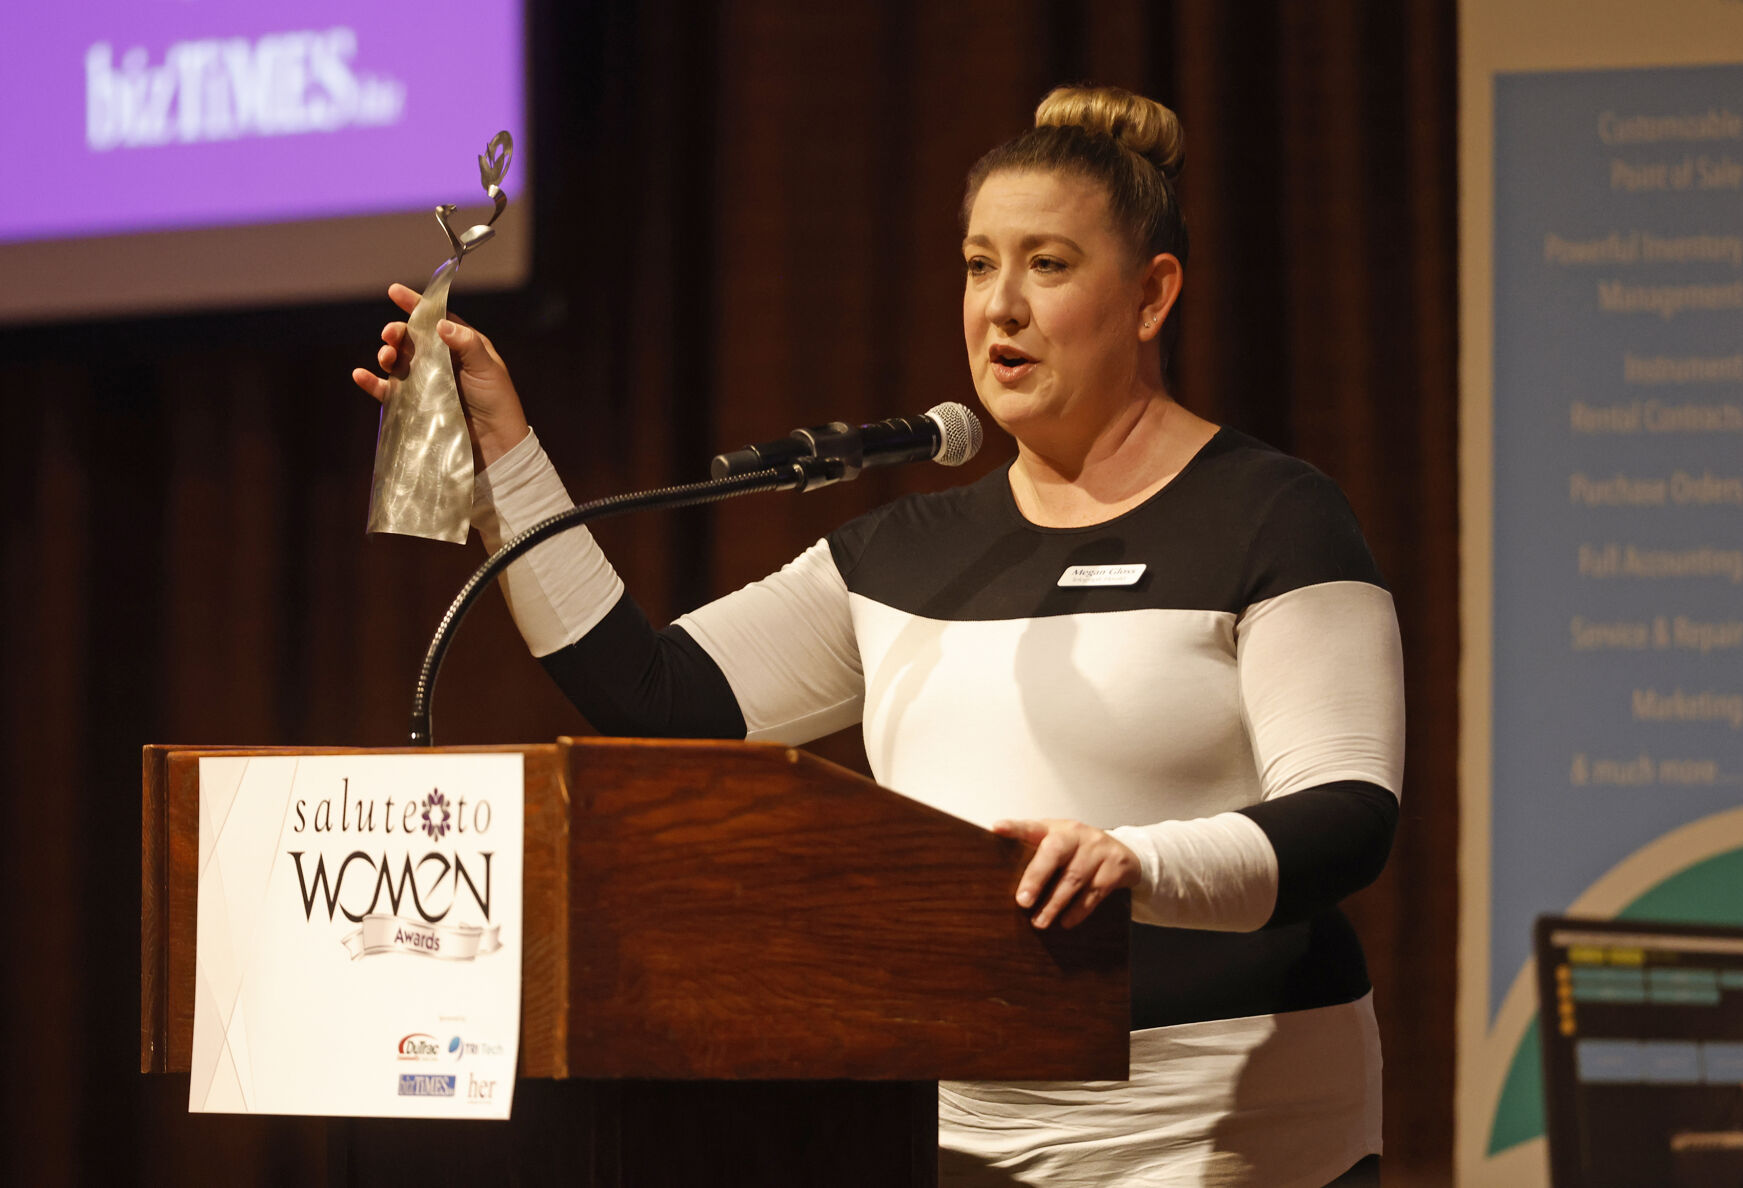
0, 0, 530, 322
0, 0, 524, 244
1459, 2, 1743, 1183
190, 753, 523, 1119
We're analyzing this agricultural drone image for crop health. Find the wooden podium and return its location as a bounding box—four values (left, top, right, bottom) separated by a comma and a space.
141, 738, 1129, 1187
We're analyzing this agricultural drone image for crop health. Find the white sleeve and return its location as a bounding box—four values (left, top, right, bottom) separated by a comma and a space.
469, 427, 625, 657
1110, 814, 1280, 931
675, 541, 865, 745
1111, 580, 1405, 931
1236, 581, 1407, 798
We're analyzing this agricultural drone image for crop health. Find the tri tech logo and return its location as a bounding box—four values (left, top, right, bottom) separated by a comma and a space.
447, 1035, 506, 1062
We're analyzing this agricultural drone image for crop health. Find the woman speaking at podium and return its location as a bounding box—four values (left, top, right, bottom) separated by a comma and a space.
355, 85, 1404, 1188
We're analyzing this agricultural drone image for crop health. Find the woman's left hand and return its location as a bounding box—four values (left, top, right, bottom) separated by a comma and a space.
991, 818, 1142, 929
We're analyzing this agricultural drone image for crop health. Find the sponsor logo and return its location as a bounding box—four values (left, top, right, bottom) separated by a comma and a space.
85, 29, 407, 152
466, 1073, 497, 1104
447, 1035, 505, 1062
398, 1074, 455, 1098
397, 1033, 440, 1061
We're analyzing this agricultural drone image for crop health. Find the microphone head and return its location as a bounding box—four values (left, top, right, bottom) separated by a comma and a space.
924, 402, 983, 466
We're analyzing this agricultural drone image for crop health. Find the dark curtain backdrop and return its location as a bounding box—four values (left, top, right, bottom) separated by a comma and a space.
1, 1, 1459, 1183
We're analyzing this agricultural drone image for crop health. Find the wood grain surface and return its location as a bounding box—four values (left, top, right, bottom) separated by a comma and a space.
564, 738, 1130, 1081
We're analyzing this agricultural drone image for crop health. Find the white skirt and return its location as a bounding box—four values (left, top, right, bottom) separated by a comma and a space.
938, 993, 1383, 1188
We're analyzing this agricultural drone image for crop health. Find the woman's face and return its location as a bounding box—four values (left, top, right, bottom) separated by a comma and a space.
962, 169, 1165, 451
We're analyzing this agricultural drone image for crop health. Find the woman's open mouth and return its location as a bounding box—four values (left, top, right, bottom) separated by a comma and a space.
989, 345, 1037, 384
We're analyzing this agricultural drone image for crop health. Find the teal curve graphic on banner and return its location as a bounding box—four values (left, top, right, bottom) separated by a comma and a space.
1486, 847, 1743, 1156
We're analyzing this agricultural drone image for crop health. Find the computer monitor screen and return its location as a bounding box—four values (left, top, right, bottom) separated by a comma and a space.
1537, 915, 1743, 1188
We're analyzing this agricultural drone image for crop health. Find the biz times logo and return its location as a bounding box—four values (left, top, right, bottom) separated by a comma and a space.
398, 1074, 456, 1098
84, 29, 408, 152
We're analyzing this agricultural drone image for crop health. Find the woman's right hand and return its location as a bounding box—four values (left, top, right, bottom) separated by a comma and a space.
351, 282, 531, 468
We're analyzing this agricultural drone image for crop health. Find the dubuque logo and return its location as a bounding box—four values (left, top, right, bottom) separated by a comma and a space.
288, 780, 503, 962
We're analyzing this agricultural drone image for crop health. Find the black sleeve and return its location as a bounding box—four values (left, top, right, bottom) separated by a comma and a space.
536, 591, 749, 739
1237, 780, 1399, 928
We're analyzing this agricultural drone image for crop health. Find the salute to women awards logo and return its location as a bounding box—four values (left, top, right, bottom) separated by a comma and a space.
191, 753, 520, 1117
287, 780, 503, 962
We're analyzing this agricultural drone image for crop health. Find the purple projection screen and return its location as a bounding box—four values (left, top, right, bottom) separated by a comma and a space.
0, 0, 528, 321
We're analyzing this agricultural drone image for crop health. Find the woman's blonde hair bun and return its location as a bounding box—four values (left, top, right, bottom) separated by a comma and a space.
1035, 85, 1184, 182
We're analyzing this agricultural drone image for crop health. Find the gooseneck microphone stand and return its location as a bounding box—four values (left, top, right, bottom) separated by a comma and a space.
407, 456, 845, 746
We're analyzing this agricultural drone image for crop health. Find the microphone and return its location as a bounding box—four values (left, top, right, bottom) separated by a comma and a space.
710, 402, 984, 479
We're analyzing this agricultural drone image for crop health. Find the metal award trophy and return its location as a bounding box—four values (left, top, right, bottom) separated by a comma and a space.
366, 131, 514, 543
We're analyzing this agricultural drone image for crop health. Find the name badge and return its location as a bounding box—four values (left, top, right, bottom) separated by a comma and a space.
1057, 563, 1147, 588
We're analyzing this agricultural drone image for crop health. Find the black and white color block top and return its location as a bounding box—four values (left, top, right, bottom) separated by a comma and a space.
473, 425, 1405, 1187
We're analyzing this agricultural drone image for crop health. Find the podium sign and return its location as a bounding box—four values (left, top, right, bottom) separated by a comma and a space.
189, 753, 523, 1118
